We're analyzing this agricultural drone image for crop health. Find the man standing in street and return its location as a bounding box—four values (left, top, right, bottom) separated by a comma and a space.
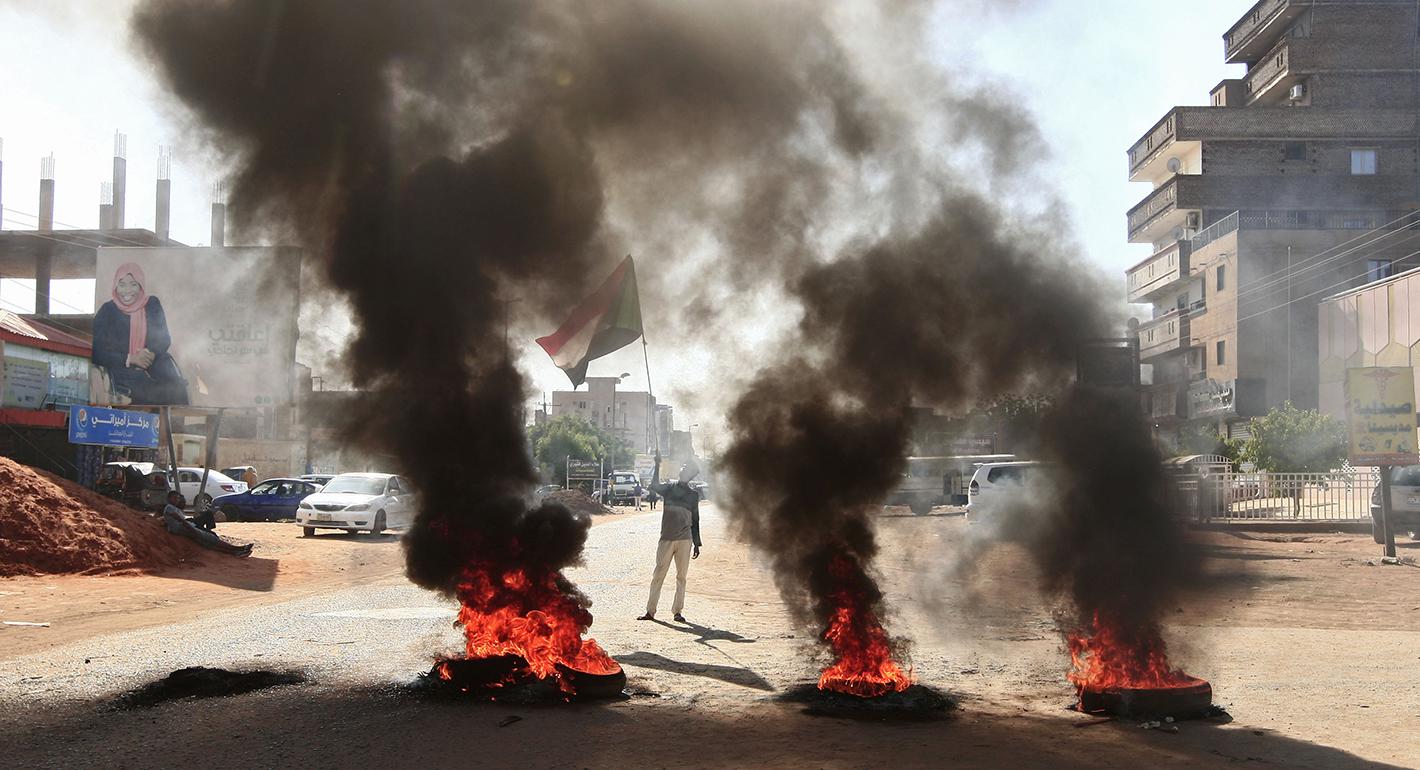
637, 453, 702, 623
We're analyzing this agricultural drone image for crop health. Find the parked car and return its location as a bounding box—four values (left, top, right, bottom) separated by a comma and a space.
96, 461, 170, 512
221, 465, 259, 485
296, 472, 415, 536
300, 473, 335, 488
213, 478, 323, 522
604, 471, 641, 505
169, 467, 249, 512
1369, 465, 1420, 543
965, 461, 1045, 525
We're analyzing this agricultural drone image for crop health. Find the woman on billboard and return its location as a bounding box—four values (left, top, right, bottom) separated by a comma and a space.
92, 262, 190, 405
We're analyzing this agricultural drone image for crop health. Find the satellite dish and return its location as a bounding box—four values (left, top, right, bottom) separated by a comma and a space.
1167, 157, 1183, 174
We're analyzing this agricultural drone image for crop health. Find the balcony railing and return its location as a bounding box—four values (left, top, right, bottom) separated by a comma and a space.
1244, 39, 1290, 101
1127, 239, 1191, 303
1191, 212, 1240, 252
1128, 178, 1178, 238
1138, 309, 1189, 360
1225, 0, 1289, 62
1128, 111, 1177, 176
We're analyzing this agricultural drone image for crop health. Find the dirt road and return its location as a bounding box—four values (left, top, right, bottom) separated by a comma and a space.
2, 504, 1417, 768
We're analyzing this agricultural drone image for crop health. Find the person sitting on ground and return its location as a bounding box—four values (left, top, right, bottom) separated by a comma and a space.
638, 454, 702, 623
161, 491, 252, 557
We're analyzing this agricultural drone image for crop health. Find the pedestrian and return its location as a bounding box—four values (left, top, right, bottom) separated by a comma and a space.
637, 454, 702, 623
161, 491, 252, 557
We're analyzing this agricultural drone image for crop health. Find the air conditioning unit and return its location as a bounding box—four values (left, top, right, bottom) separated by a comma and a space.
1288, 83, 1307, 102
1185, 213, 1201, 229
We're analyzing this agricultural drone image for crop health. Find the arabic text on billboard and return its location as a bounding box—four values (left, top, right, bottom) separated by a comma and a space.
92, 246, 300, 407
1344, 366, 1419, 466
3, 357, 50, 408
567, 459, 601, 479
68, 405, 160, 448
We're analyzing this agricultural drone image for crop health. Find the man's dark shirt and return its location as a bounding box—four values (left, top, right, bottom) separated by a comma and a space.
650, 479, 701, 547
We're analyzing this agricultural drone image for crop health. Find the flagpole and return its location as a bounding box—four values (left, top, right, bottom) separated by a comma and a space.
642, 334, 659, 456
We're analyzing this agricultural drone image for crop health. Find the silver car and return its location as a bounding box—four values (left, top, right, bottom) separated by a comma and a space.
1370, 465, 1420, 542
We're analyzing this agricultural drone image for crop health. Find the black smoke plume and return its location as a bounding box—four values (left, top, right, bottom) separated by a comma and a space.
127, 0, 901, 633
133, 0, 1195, 685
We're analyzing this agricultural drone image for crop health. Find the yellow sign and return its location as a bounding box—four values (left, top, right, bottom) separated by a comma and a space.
1345, 367, 1419, 466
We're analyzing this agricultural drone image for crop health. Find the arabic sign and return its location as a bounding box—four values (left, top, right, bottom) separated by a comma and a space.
1189, 379, 1237, 419
93, 246, 301, 407
1344, 367, 1419, 466
67, 404, 160, 448
567, 458, 602, 480
3, 357, 50, 408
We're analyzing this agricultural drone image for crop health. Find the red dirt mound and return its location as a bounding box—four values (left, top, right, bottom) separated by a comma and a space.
546, 489, 614, 517
0, 457, 205, 577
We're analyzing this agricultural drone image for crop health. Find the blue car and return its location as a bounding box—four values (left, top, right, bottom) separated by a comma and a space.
214, 478, 323, 522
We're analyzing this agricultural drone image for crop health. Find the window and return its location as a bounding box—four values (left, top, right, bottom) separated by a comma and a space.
1351, 149, 1377, 175
1216, 264, 1226, 292
1283, 142, 1306, 161
1216, 340, 1227, 366
1367, 259, 1394, 282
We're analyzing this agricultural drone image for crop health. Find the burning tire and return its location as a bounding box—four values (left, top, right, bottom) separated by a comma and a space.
1078, 678, 1212, 719
556, 663, 626, 700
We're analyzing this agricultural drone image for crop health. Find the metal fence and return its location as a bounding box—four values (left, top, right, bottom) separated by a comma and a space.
1174, 470, 1379, 523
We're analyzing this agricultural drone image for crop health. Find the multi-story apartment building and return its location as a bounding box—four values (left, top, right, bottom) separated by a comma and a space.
1127, 0, 1420, 443
548, 376, 672, 456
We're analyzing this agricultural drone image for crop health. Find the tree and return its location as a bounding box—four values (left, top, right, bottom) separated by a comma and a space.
526, 414, 635, 486
1237, 402, 1347, 474
1236, 402, 1348, 517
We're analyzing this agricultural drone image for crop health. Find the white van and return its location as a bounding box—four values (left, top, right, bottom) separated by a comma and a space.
965, 461, 1044, 523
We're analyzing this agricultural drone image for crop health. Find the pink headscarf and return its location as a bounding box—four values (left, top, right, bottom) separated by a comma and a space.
110, 262, 149, 357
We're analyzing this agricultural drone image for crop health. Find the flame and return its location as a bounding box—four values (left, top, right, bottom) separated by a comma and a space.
443, 563, 620, 694
816, 556, 912, 698
1067, 610, 1196, 693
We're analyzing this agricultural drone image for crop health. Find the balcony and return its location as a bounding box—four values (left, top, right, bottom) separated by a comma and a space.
1127, 239, 1192, 303
1243, 39, 1305, 105
1224, 0, 1306, 64
1127, 109, 1202, 183
1127, 175, 1203, 244
1144, 383, 1187, 422
1138, 308, 1189, 361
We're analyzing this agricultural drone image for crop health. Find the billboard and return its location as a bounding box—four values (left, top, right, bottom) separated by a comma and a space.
68, 404, 160, 448
92, 247, 300, 407
3, 357, 50, 408
1344, 367, 1419, 466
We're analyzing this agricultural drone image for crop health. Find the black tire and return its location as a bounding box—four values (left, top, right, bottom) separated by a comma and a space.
195, 493, 213, 512
222, 505, 244, 523
302, 526, 316, 537
1372, 516, 1385, 544
371, 511, 386, 536
909, 500, 932, 516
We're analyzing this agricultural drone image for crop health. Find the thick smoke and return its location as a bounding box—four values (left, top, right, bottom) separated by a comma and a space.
133, 0, 1194, 683
127, 0, 899, 601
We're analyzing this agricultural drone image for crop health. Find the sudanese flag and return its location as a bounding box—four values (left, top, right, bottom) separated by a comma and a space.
536, 255, 643, 387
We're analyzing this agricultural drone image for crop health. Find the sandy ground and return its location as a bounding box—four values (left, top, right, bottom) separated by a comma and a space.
2, 502, 1419, 769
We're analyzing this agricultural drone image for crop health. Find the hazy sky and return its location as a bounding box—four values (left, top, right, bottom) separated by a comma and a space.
0, 0, 1249, 415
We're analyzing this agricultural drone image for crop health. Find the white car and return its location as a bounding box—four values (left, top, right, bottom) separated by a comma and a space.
171, 467, 249, 511
296, 473, 415, 536
965, 461, 1044, 525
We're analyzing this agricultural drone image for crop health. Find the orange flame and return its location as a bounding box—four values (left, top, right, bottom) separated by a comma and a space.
447, 564, 620, 694
1066, 610, 1196, 693
815, 556, 912, 698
